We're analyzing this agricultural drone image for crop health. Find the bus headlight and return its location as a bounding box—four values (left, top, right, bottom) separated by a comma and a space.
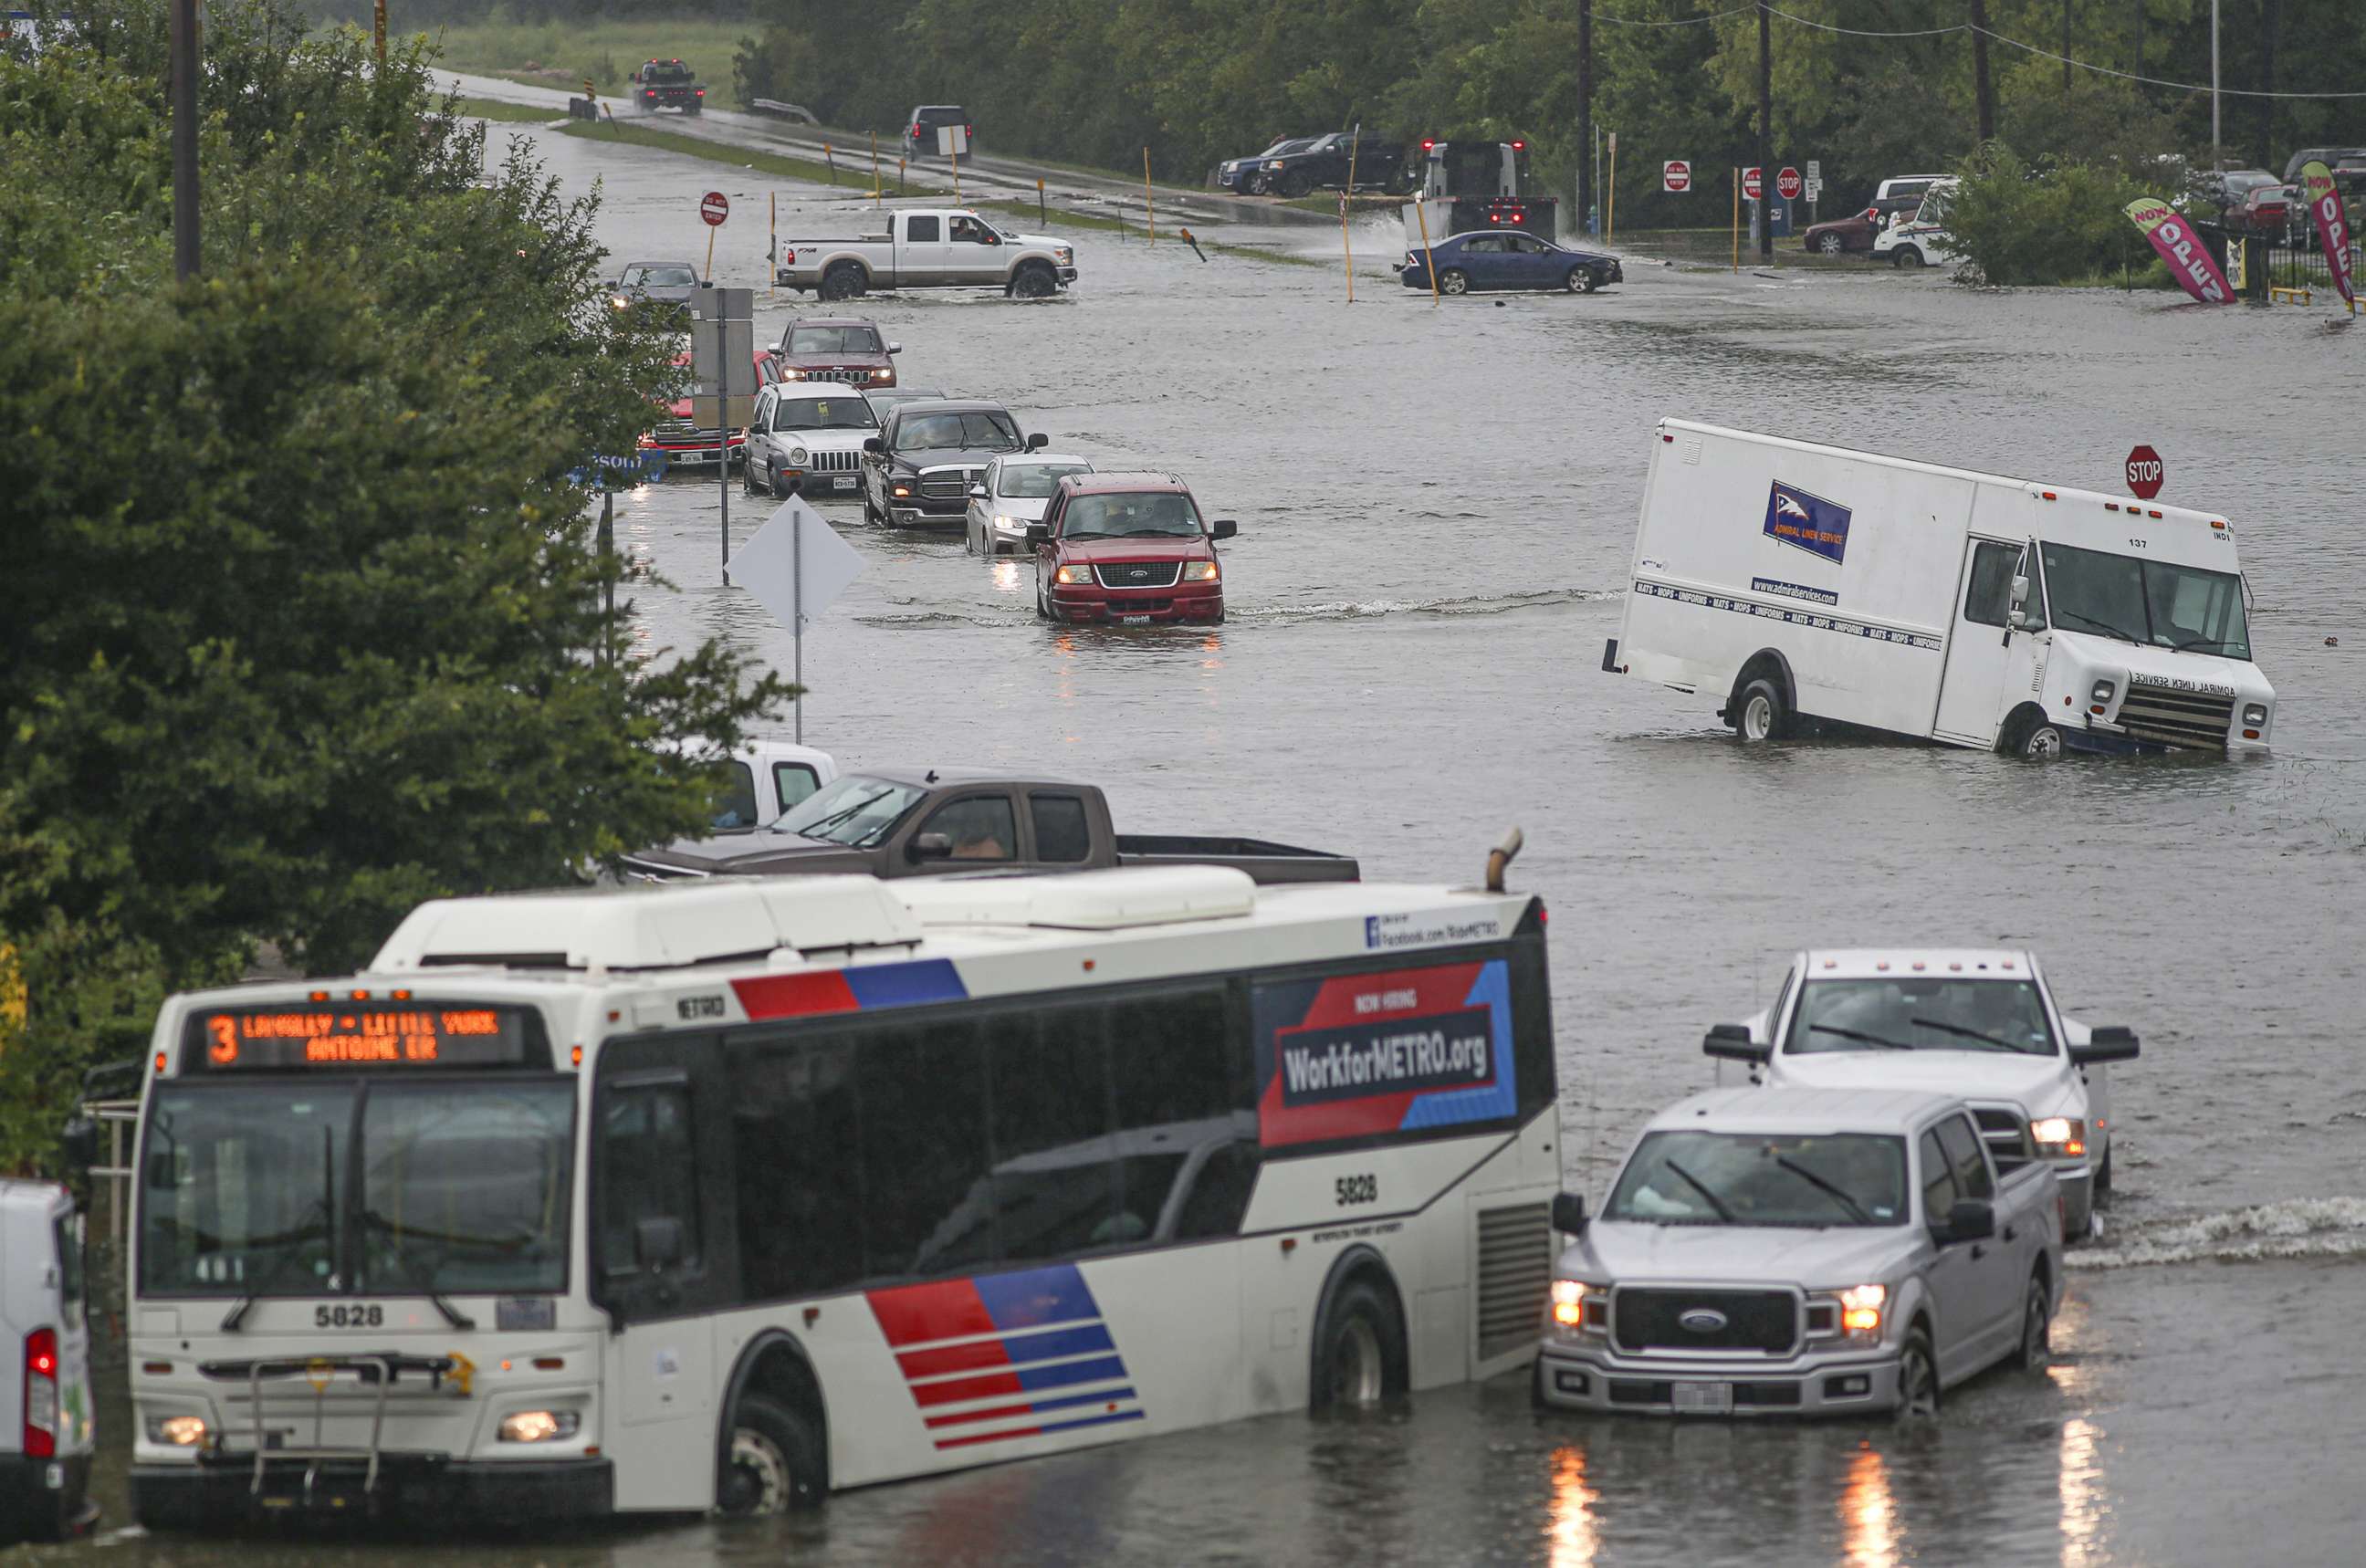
497, 1409, 581, 1444
1839, 1283, 1886, 1336
148, 1415, 208, 1447
2032, 1117, 2087, 1158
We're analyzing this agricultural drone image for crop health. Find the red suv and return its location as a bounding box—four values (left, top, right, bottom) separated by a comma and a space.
769, 316, 900, 388
1031, 473, 1236, 625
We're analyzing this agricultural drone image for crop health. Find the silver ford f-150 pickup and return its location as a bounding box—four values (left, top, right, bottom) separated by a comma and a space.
1536, 1086, 2061, 1419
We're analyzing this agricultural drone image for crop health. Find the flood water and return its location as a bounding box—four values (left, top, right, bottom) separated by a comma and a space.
23, 120, 2366, 1566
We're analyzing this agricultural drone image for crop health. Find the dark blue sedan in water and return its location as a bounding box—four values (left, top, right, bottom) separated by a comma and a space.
1400, 230, 1622, 295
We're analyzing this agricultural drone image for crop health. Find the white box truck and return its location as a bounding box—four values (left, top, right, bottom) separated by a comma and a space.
1604, 420, 2275, 758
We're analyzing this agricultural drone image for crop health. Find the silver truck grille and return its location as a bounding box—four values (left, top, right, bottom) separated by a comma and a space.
2118, 680, 2234, 750
1972, 1103, 2035, 1170
1474, 1203, 1553, 1364
1615, 1288, 1797, 1355
1095, 561, 1182, 590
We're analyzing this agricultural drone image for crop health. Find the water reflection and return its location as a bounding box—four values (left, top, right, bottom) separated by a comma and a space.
990, 559, 1023, 594
2057, 1416, 2106, 1566
1838, 1444, 1898, 1568
1544, 1442, 1597, 1568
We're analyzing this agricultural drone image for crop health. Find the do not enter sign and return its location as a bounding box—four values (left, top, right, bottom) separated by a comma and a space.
1742, 166, 1763, 201
1663, 160, 1691, 193
699, 191, 730, 227
1776, 166, 1802, 201
2126, 444, 2164, 500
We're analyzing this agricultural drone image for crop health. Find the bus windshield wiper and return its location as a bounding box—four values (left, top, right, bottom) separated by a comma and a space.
1772, 1156, 1870, 1223
359, 1212, 477, 1331
1909, 1017, 2022, 1052
2056, 609, 2144, 644
223, 1124, 337, 1333
1808, 1024, 1915, 1051
1660, 1158, 1736, 1223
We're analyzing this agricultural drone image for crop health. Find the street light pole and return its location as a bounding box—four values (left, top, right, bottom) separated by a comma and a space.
2210, 0, 2221, 172
171, 0, 200, 282
1756, 1, 1772, 260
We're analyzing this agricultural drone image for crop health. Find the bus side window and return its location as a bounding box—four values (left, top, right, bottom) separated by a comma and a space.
984, 1005, 1119, 1263
1171, 1134, 1260, 1240
599, 1082, 701, 1276
1107, 987, 1243, 1240
734, 1036, 864, 1301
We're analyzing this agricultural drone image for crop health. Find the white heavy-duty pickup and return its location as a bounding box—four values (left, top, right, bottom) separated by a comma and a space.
775, 209, 1076, 301
1536, 1087, 2062, 1420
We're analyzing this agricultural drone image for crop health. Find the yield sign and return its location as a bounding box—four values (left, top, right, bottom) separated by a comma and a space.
1742, 166, 1763, 201
1776, 166, 1802, 201
1663, 160, 1691, 193
729, 494, 864, 636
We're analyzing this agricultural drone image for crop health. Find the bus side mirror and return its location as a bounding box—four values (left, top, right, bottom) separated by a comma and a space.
635, 1217, 685, 1272
60, 1117, 99, 1172
1551, 1192, 1587, 1235
1703, 1023, 1769, 1062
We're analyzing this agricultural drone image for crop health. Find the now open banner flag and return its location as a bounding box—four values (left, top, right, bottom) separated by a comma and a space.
2298, 162, 2358, 310
2124, 198, 2233, 305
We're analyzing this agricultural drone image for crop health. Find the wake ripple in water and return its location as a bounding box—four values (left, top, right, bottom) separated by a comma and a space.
2071, 1197, 2366, 1269
1233, 587, 1618, 622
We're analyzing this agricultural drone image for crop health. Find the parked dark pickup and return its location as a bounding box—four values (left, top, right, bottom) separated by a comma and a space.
618, 768, 1358, 883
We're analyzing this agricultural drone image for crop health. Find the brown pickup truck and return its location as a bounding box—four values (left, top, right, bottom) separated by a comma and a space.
617, 767, 1358, 884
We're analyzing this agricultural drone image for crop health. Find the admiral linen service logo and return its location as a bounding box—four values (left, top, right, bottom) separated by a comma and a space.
1762, 480, 1852, 567
866, 1264, 1144, 1452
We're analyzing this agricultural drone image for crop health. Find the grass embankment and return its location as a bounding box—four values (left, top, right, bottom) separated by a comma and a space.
426, 16, 750, 97
451, 95, 564, 125
977, 199, 1324, 267
558, 120, 945, 196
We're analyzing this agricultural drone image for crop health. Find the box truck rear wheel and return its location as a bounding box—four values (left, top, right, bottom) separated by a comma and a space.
1734, 676, 1788, 743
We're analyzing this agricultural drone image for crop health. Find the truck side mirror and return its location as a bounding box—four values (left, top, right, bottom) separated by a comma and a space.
1211, 519, 1238, 540
968, 483, 988, 499
2069, 1025, 2141, 1065
908, 831, 953, 862
1551, 1192, 1587, 1235
1936, 1198, 1994, 1245
634, 1216, 685, 1271
59, 1117, 99, 1171
2009, 574, 2029, 606
1025, 522, 1050, 545
1026, 433, 1049, 451
887, 342, 902, 354
862, 436, 883, 453
1702, 1022, 1769, 1063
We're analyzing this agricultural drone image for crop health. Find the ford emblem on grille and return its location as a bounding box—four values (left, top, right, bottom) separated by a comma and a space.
1679, 1308, 1730, 1333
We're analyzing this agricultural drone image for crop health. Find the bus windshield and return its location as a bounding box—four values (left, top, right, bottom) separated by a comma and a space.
139, 1079, 574, 1299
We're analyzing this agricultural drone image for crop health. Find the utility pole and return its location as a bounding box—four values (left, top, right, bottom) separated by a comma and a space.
2258, 0, 2279, 171
2210, 0, 2221, 172
1971, 0, 1995, 142
171, 0, 199, 282
2062, 1, 2073, 96
2133, 0, 2143, 94
373, 0, 385, 64
1576, 0, 1592, 242
1756, 0, 1771, 259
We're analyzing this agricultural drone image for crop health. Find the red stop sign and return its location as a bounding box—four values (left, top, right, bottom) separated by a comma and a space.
699, 191, 729, 227
2126, 444, 2164, 500
1743, 166, 1763, 201
1776, 166, 1802, 200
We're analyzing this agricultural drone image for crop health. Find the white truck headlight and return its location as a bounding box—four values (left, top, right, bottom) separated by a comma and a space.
1549, 1279, 1607, 1333
2243, 702, 2267, 726
2091, 679, 2115, 704
497, 1409, 581, 1444
1054, 246, 1073, 264
1839, 1283, 1886, 1335
2032, 1117, 2088, 1158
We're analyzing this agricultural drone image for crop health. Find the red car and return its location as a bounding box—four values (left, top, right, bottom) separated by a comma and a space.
1031, 473, 1236, 626
2235, 183, 2294, 233
769, 316, 900, 388
639, 350, 768, 469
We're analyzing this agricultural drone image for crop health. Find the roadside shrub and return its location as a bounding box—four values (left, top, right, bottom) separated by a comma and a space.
1944, 142, 2154, 287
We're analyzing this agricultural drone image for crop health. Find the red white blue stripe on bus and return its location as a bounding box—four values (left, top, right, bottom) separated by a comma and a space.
867, 1264, 1144, 1450
731, 958, 968, 1019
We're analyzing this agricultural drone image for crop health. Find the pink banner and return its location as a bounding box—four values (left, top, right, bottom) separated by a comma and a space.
2298, 162, 2358, 309
2123, 199, 2233, 305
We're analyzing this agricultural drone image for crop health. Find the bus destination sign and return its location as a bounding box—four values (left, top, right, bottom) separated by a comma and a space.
186, 1003, 536, 1071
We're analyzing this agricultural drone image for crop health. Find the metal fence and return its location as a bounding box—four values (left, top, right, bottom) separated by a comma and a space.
2191, 217, 2362, 301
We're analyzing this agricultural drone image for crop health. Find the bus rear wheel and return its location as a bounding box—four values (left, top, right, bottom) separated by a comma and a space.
1311, 1275, 1408, 1414
717, 1394, 823, 1516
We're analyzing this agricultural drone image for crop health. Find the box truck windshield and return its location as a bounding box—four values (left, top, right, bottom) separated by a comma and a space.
2039, 543, 2251, 659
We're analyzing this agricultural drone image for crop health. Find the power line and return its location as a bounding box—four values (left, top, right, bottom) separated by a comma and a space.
1593, 5, 1751, 26
1764, 6, 1967, 38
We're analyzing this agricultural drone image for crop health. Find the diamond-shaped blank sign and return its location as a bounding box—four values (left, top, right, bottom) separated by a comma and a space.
728, 495, 864, 632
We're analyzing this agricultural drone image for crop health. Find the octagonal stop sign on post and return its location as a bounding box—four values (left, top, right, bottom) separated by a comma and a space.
1777, 166, 1802, 201
700, 191, 729, 226
2126, 444, 2164, 500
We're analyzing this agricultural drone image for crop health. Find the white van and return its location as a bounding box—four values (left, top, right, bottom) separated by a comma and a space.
1605, 420, 2276, 758
0, 1182, 96, 1542
1872, 178, 1960, 268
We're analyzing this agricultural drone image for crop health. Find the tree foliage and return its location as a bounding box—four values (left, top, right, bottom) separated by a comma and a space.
0, 0, 788, 1167
1942, 142, 2155, 285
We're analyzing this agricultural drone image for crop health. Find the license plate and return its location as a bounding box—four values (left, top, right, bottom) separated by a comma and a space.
832, 476, 855, 491
1119, 615, 1151, 626
1671, 1381, 1732, 1415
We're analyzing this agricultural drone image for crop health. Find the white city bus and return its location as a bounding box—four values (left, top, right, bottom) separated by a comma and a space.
123, 864, 1562, 1525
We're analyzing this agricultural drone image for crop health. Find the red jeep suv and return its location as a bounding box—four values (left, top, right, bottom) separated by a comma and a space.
1031, 473, 1237, 625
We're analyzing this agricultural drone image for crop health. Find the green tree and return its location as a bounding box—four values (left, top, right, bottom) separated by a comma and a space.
0, 1, 788, 1166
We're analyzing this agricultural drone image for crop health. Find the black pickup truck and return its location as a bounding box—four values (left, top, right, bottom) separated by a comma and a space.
631, 58, 705, 115
618, 768, 1357, 883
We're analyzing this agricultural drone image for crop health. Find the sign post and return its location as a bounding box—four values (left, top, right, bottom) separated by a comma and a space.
2125, 444, 2164, 501
699, 189, 728, 281
728, 495, 866, 744
1606, 131, 1617, 246
693, 287, 755, 585
1662, 160, 1691, 193
1805, 159, 1821, 221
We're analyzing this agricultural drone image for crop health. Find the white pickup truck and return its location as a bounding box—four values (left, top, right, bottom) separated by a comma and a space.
1701, 947, 2140, 1239
1536, 1087, 2062, 1420
774, 209, 1077, 301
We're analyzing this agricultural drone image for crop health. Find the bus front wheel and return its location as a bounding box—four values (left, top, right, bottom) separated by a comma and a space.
1311, 1274, 1408, 1413
717, 1394, 823, 1515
